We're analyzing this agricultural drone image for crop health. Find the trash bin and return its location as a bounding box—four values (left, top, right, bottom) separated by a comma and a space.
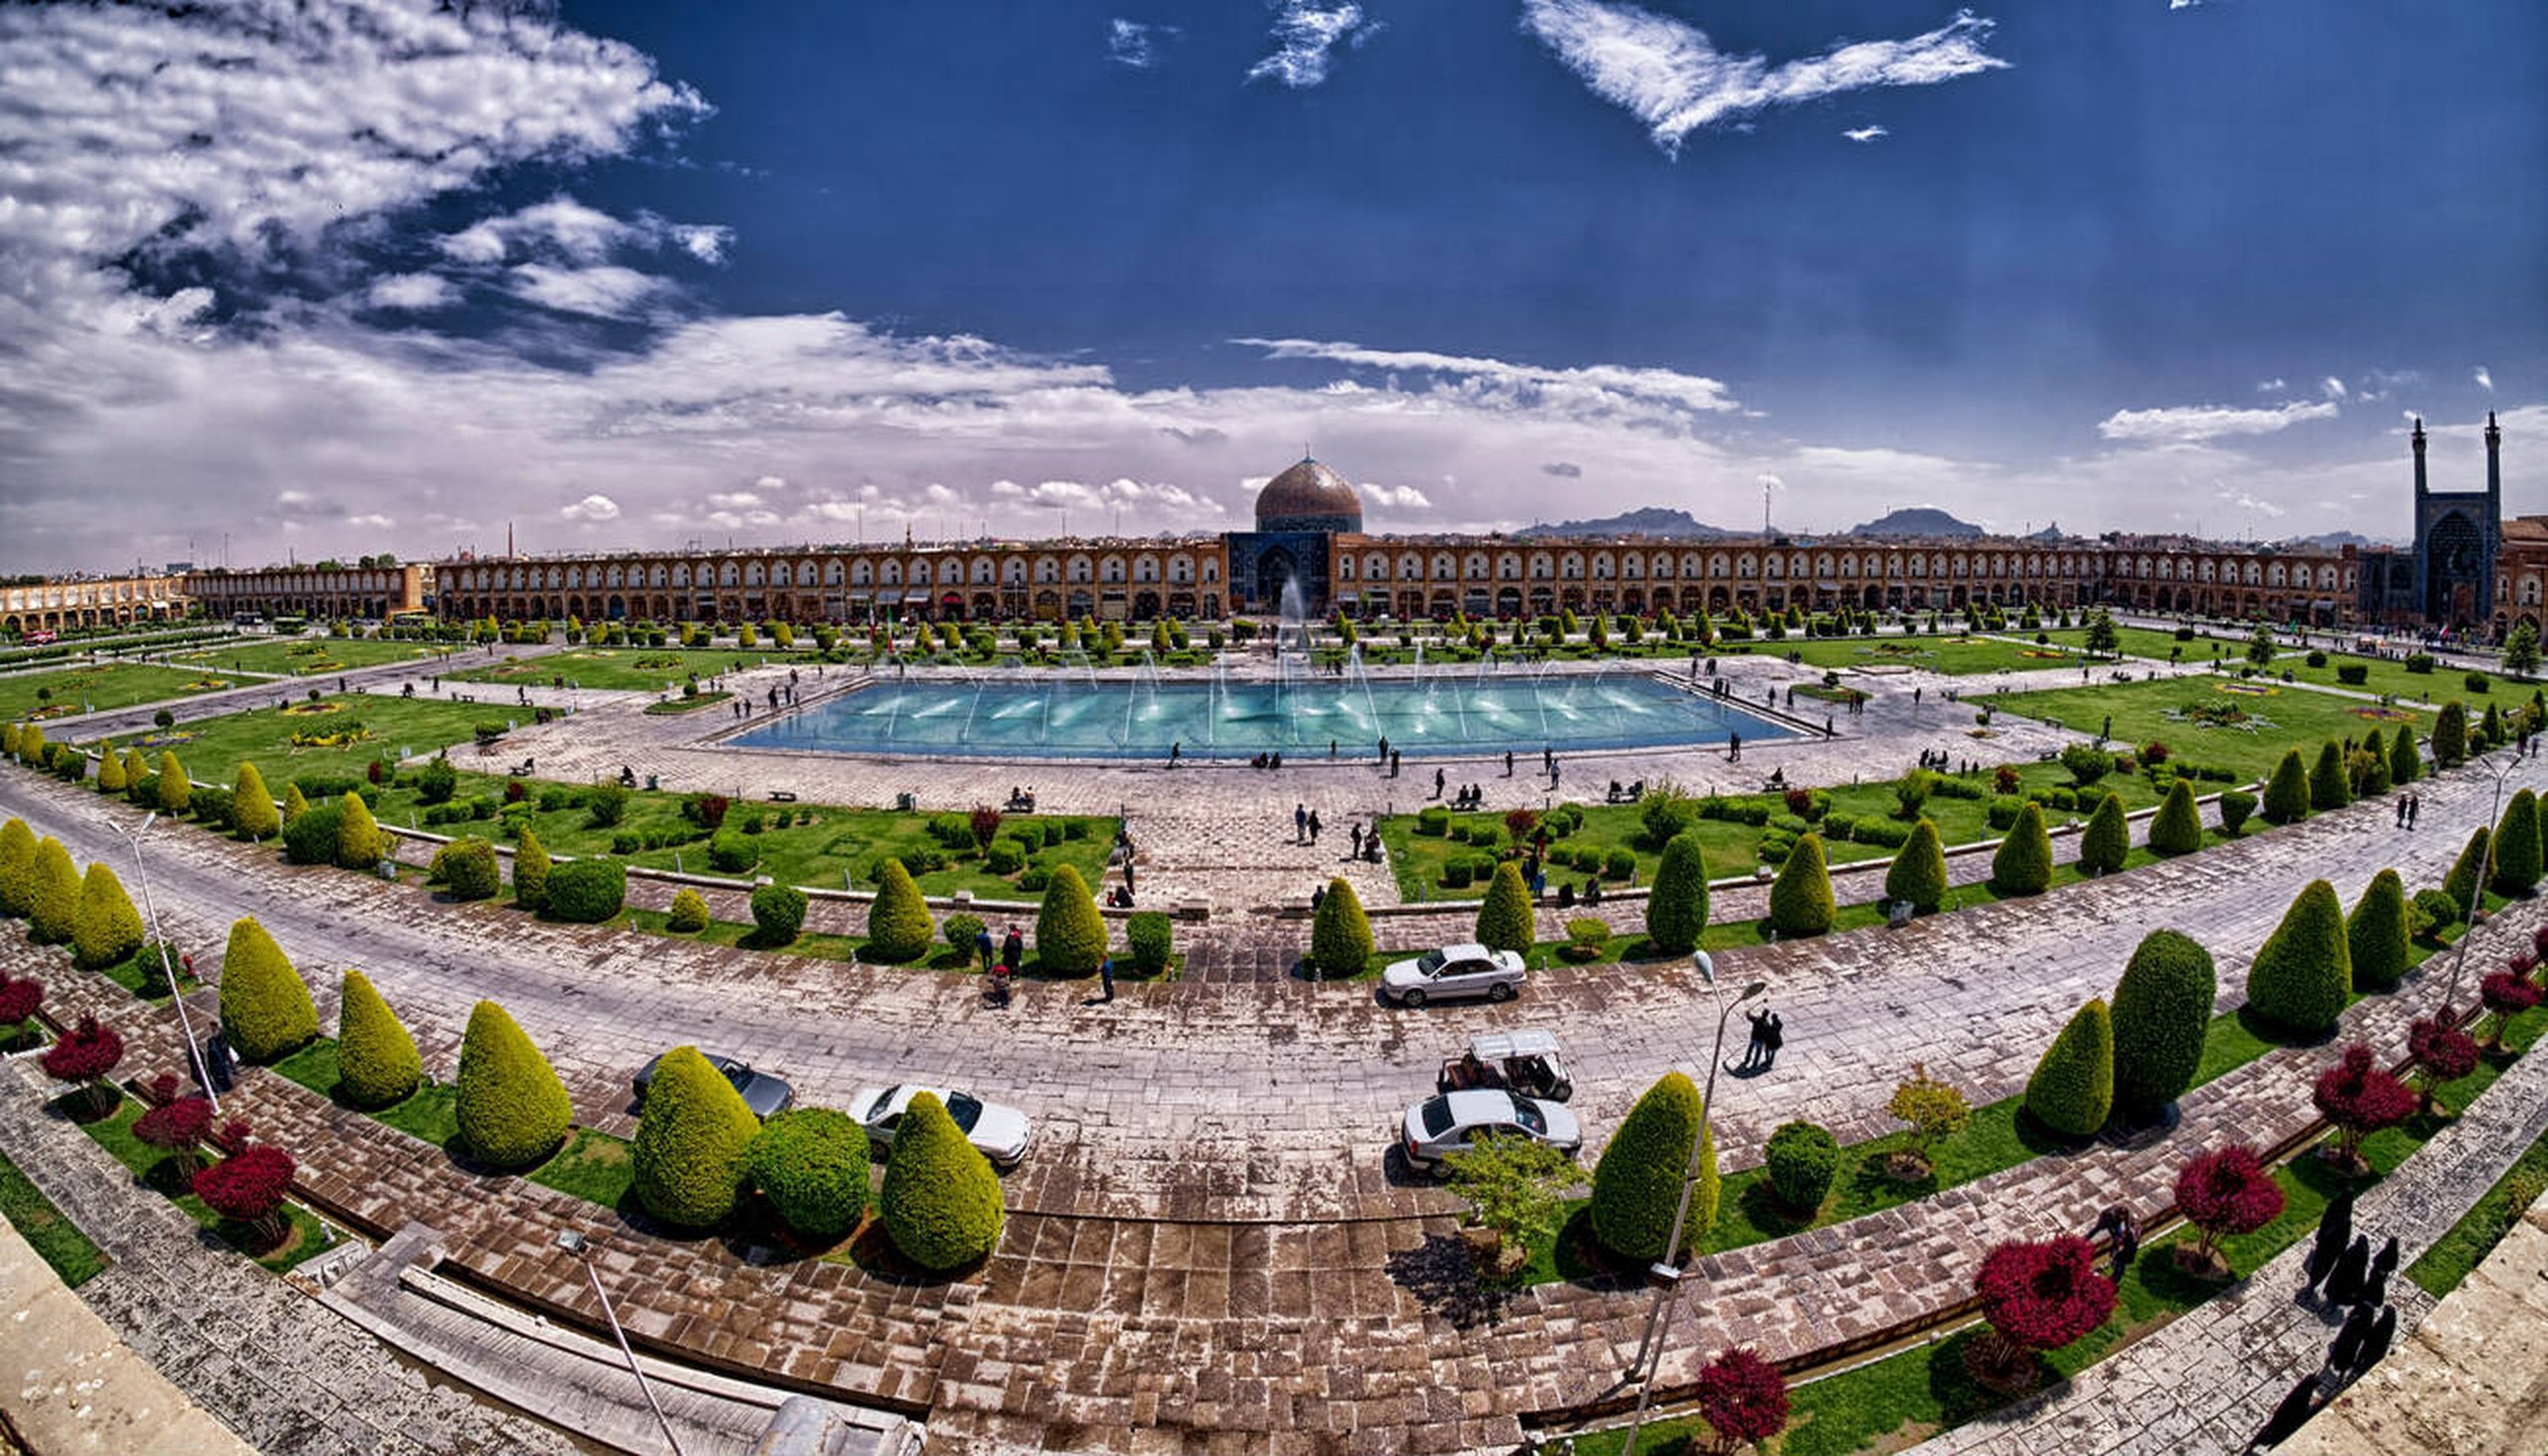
896, 791, 917, 812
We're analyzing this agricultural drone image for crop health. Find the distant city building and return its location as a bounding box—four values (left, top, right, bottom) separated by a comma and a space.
2357, 413, 2504, 635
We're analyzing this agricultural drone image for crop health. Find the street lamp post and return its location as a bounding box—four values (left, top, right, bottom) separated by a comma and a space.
2442, 748, 2524, 1021
556, 1229, 687, 1456
107, 812, 217, 1113
1620, 952, 1766, 1456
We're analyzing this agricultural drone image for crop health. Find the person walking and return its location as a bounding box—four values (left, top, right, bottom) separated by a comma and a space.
1295, 802, 1309, 843
1098, 954, 1116, 1002
1504, 749, 1515, 778
1000, 925, 1024, 973
1307, 809, 1321, 845
2409, 792, 2421, 828
973, 924, 996, 972
1434, 766, 1447, 800
1757, 1008, 1784, 1070
1350, 822, 1364, 860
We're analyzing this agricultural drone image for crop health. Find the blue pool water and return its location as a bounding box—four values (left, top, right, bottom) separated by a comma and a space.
730, 672, 1796, 760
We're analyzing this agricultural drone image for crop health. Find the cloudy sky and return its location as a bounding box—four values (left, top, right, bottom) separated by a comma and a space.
1, 0, 2540, 574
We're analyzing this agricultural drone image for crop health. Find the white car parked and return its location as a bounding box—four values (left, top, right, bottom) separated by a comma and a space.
844, 1084, 1033, 1169
1399, 1089, 1583, 1175
1380, 942, 1528, 1007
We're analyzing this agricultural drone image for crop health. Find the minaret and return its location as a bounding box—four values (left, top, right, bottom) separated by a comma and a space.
2413, 417, 2429, 499
2487, 409, 2503, 507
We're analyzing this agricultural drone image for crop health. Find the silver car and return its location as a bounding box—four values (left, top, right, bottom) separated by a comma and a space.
1380, 941, 1527, 1007
845, 1084, 1033, 1169
1399, 1089, 1583, 1175
632, 1051, 793, 1120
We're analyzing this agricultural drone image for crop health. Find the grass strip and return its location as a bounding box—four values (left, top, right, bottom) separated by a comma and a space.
0, 1144, 107, 1288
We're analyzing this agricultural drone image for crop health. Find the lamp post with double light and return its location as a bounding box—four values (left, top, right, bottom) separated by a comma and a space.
2442, 747, 2526, 1022
555, 1229, 686, 1456
106, 812, 217, 1112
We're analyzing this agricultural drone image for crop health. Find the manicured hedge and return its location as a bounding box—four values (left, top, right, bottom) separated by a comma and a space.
631, 1045, 761, 1228
1769, 833, 1834, 936
1591, 1071, 1713, 1263
1645, 832, 1710, 954
2025, 998, 2114, 1138
335, 967, 422, 1110
1310, 879, 1374, 978
2245, 880, 2351, 1036
865, 858, 935, 963
749, 1109, 870, 1239
2109, 930, 2214, 1123
543, 859, 625, 923
1764, 1121, 1838, 1215
879, 1091, 1004, 1271
217, 916, 318, 1063
1991, 803, 2053, 896
1475, 862, 1534, 956
2346, 869, 2410, 993
749, 882, 808, 945
1884, 818, 1948, 914
453, 1000, 571, 1170
1034, 864, 1105, 975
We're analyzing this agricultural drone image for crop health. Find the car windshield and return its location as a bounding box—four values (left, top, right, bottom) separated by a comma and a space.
1417, 950, 1445, 974
1507, 1095, 1546, 1136
947, 1093, 984, 1132
1418, 1098, 1455, 1138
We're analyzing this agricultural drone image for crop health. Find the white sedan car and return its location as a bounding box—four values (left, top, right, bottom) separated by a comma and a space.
1400, 1089, 1583, 1175
1380, 941, 1528, 1007
844, 1084, 1033, 1169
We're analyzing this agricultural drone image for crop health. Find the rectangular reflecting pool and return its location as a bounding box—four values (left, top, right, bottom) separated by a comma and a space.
729, 671, 1798, 760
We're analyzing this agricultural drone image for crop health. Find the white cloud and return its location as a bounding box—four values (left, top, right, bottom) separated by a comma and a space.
508, 264, 671, 319
1238, 336, 1742, 421
2096, 400, 2341, 443
1842, 124, 1889, 143
561, 494, 621, 522
346, 514, 397, 529
1247, 1, 1379, 89
2215, 484, 2285, 520
1522, 1, 2008, 154
1107, 19, 1177, 69
365, 274, 459, 312
2255, 377, 2286, 393
2475, 366, 2495, 394
1363, 483, 1433, 509
2321, 376, 2348, 400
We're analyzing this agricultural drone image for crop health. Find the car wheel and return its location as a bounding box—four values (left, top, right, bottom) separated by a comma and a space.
1399, 988, 1426, 1008
1486, 981, 1516, 1003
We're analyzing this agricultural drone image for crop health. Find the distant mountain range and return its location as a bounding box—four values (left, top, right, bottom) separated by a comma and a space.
1515, 507, 1741, 539
2281, 529, 2393, 550
1846, 507, 1985, 539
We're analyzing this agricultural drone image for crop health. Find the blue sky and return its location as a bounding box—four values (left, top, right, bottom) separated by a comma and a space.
0, 0, 2540, 572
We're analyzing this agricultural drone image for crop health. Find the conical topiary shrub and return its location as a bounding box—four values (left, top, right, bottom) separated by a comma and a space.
2493, 789, 2543, 896
879, 1091, 1005, 1271
335, 791, 386, 870
118, 748, 149, 805
231, 761, 280, 841
2261, 748, 2311, 825
2148, 778, 2203, 856
15, 725, 44, 768
513, 826, 550, 911
665, 888, 711, 934
0, 818, 32, 919
25, 838, 82, 945
865, 857, 936, 963
335, 968, 422, 1109
1644, 831, 1710, 954
153, 751, 190, 815
2389, 724, 2421, 785
216, 916, 318, 1061
96, 745, 127, 795
2433, 703, 2468, 767
1309, 877, 1374, 978
281, 782, 310, 825
1991, 802, 2053, 896
1032, 863, 1104, 975
2442, 827, 2491, 924
453, 1000, 572, 1171
2309, 741, 2352, 811
1769, 833, 1834, 936
0, 724, 16, 760
2481, 703, 2505, 749
1590, 1070, 1713, 1264
1475, 861, 1535, 956
72, 862, 145, 970
631, 1045, 761, 1228
2024, 998, 2115, 1138
2346, 869, 2411, 993
2077, 792, 2129, 877
2109, 930, 2215, 1123
2245, 880, 2351, 1037
748, 1109, 870, 1240
1886, 818, 1949, 914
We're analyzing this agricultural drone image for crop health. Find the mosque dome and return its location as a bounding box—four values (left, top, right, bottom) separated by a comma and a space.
1254, 458, 1364, 533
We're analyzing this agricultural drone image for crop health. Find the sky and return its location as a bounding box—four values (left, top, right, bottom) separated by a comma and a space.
0, 0, 2541, 575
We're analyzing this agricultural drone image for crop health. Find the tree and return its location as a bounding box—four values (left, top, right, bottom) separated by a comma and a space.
1032, 863, 1104, 974
118, 749, 148, 805
542, 859, 624, 922
2442, 827, 2492, 923
2024, 999, 2114, 1138
281, 782, 310, 824
1768, 833, 1834, 936
2083, 608, 2119, 658
512, 826, 550, 911
1440, 1131, 1581, 1282
2312, 1043, 2415, 1172
2245, 622, 2276, 668
2110, 929, 2215, 1124
153, 750, 190, 814
2478, 969, 2544, 1051
2261, 748, 2312, 825
0, 817, 33, 918
748, 882, 808, 946
2406, 1016, 2479, 1115
334, 967, 421, 1110
631, 1045, 762, 1228
72, 862, 144, 970
335, 791, 386, 870
1590, 1071, 1712, 1264
2144, 777, 2201, 857
2434, 702, 2468, 767
2390, 723, 2422, 785
1764, 1121, 1840, 1214
2245, 880, 2351, 1036
1990, 803, 2053, 897
0, 970, 41, 1047
2173, 1145, 2284, 1276
2495, 789, 2544, 896
96, 744, 127, 794
1644, 831, 1711, 953
25, 837, 82, 945
748, 1109, 871, 1240
2345, 869, 2412, 993
1475, 861, 1535, 956
454, 1000, 572, 1170
192, 1144, 296, 1247
1972, 1237, 2116, 1382
1886, 818, 1949, 913
132, 1096, 214, 1178
216, 916, 318, 1062
2077, 792, 2129, 876
879, 1091, 1005, 1270
2308, 740, 2352, 811
1886, 1064, 1970, 1177
230, 761, 280, 840
432, 838, 501, 901
14, 724, 42, 768
665, 888, 711, 933
415, 756, 458, 807
1692, 1348, 1790, 1455
41, 1013, 124, 1117
1309, 878, 1374, 978
2507, 621, 2543, 679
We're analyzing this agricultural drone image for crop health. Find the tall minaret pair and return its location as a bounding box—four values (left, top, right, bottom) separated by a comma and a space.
2412, 411, 2503, 503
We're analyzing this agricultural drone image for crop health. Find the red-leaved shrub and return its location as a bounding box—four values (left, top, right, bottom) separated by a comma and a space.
1692, 1348, 1789, 1454
2312, 1043, 2416, 1169
2173, 1145, 2284, 1267
40, 1015, 124, 1115
192, 1144, 296, 1244
2479, 970, 2543, 1049
2408, 1017, 2480, 1112
1972, 1236, 2115, 1378
0, 971, 43, 1027
133, 1097, 216, 1176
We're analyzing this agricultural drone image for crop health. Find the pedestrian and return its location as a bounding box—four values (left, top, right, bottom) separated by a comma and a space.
2353, 1305, 2398, 1379
1098, 954, 1115, 1002
2409, 792, 2421, 828
1390, 748, 1401, 777
1913, 686, 1922, 705
2326, 1304, 2375, 1379
1001, 925, 1024, 973
1169, 740, 1181, 766
1544, 746, 1554, 773
2323, 1233, 2372, 1307
974, 924, 995, 972
1329, 738, 1337, 760
1124, 860, 1137, 895
1350, 822, 1364, 859
1728, 731, 1741, 763
1311, 883, 1326, 911
1379, 734, 1390, 761
1505, 749, 1515, 777
1825, 715, 1834, 736
1434, 766, 1447, 800
1308, 809, 1321, 845
1296, 802, 1308, 842
1758, 1008, 1784, 1070
2397, 796, 2408, 829
2360, 1235, 2399, 1308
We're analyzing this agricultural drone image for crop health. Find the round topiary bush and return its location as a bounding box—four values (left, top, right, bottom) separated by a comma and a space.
708, 828, 754, 874
1885, 818, 1949, 914
2261, 748, 2311, 825
513, 826, 550, 911
749, 882, 808, 946
72, 862, 145, 971
334, 967, 422, 1110
216, 916, 318, 1062
2218, 789, 2256, 836
879, 1091, 1005, 1271
1475, 861, 1534, 956
2148, 778, 2203, 857
1764, 1120, 1839, 1215
749, 1108, 871, 1240
2109, 929, 2215, 1124
434, 838, 502, 902
1033, 864, 1106, 975
631, 1045, 762, 1229
1769, 833, 1834, 937
2077, 793, 2129, 877
665, 888, 711, 934
2024, 998, 2115, 1139
453, 1000, 572, 1170
983, 838, 1028, 875
1590, 1071, 1713, 1264
282, 798, 344, 866
1644, 831, 1710, 955
1991, 802, 2053, 897
2245, 879, 2351, 1036
1125, 911, 1172, 973
2347, 869, 2411, 993
543, 859, 626, 923
1309, 878, 1373, 978
864, 858, 936, 963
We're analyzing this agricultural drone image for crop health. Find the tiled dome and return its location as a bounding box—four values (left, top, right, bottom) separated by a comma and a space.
1255, 458, 1363, 532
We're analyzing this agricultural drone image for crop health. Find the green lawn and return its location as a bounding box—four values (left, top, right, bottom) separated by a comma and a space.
174, 637, 461, 677
2408, 1128, 2548, 1299
76, 695, 498, 787
270, 1037, 461, 1146
443, 646, 785, 692
1760, 634, 2102, 677
0, 1144, 106, 1288
530, 1128, 637, 1207
0, 662, 249, 725
64, 1093, 332, 1273
1988, 675, 2428, 782
2034, 623, 2248, 665
2264, 648, 2536, 708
